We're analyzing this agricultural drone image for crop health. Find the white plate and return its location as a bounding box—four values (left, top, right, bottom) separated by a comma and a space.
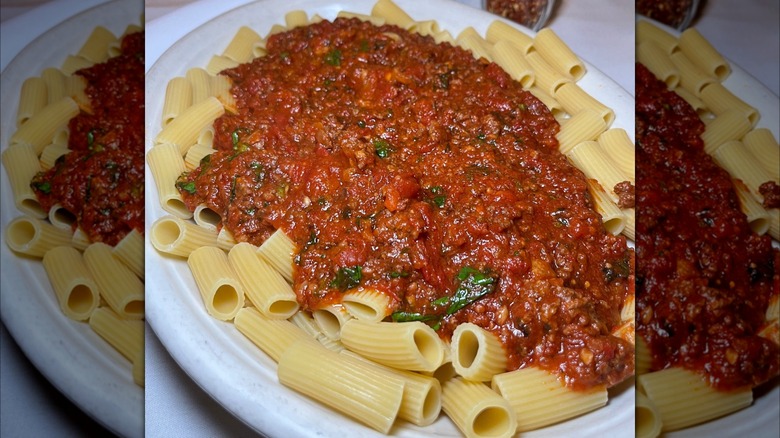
0, 1, 144, 437
145, 1, 635, 437
636, 17, 780, 438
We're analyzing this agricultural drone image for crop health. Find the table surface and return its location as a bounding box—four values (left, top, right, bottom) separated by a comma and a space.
1, 0, 778, 437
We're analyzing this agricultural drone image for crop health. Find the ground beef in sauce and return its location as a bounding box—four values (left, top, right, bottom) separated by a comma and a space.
614, 181, 635, 209
483, 0, 550, 29
177, 18, 633, 390
31, 31, 145, 246
636, 0, 697, 29
636, 62, 779, 391
759, 181, 780, 209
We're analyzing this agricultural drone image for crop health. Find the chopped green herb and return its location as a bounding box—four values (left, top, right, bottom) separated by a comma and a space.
373, 139, 392, 158
31, 180, 51, 194
331, 266, 363, 291
176, 180, 196, 195
447, 266, 496, 315
389, 271, 410, 279
324, 49, 342, 66
391, 312, 438, 323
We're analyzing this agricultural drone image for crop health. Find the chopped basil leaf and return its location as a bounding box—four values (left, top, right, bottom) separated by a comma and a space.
391, 311, 438, 323
176, 180, 196, 195
330, 265, 362, 291
373, 139, 392, 158
324, 49, 342, 66
32, 180, 51, 194
447, 266, 496, 315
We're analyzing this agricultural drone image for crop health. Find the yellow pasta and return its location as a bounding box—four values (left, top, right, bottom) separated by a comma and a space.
441, 377, 517, 438
485, 19, 534, 55
711, 140, 773, 202
556, 109, 608, 154
456, 27, 492, 61
10, 97, 80, 155
342, 287, 392, 322
340, 319, 445, 372
636, 20, 678, 54
112, 229, 144, 279
597, 128, 635, 181
636, 390, 663, 438
532, 28, 585, 80
234, 307, 311, 362
741, 128, 780, 180
371, 0, 414, 29
228, 242, 299, 319
1, 143, 46, 218
154, 96, 225, 155
256, 228, 296, 283
16, 77, 48, 127
313, 304, 353, 340
150, 215, 220, 258
450, 323, 507, 382
638, 367, 753, 432
488, 39, 534, 88
730, 179, 770, 236
161, 76, 192, 127
5, 216, 73, 257
146, 143, 191, 218
700, 82, 759, 126
636, 41, 679, 89
77, 26, 116, 63
187, 246, 244, 320
678, 27, 731, 81
566, 140, 630, 206
670, 51, 716, 97
39, 143, 69, 170
206, 55, 240, 76
42, 246, 99, 321
525, 50, 571, 96
285, 10, 309, 28
491, 367, 607, 431
60, 55, 93, 76
83, 242, 144, 320
88, 306, 143, 363
222, 26, 263, 63
555, 82, 615, 126
635, 336, 653, 376
278, 340, 405, 434
585, 179, 626, 236
48, 203, 76, 230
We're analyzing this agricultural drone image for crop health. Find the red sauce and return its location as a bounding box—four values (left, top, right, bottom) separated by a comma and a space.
636, 63, 779, 391
32, 31, 145, 246
484, 0, 550, 30
178, 19, 633, 390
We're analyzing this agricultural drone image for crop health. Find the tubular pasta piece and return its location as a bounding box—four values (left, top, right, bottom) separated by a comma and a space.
2, 143, 46, 218
77, 26, 116, 63
70, 226, 90, 251
313, 304, 353, 340
636, 336, 652, 375
150, 215, 220, 257
408, 19, 439, 37
637, 367, 752, 432
5, 216, 72, 257
184, 143, 215, 170
525, 50, 571, 96
670, 51, 715, 97
228, 243, 299, 319
89, 306, 143, 363
700, 82, 759, 126
340, 319, 445, 372
337, 11, 386, 27
456, 27, 492, 61
10, 97, 79, 155
710, 140, 772, 200
39, 143, 70, 170
597, 128, 635, 181
555, 82, 614, 126
532, 28, 585, 80
442, 377, 517, 438
83, 242, 144, 320
701, 110, 752, 154
489, 40, 534, 88
566, 140, 630, 205
556, 110, 608, 154
193, 204, 221, 232
636, 20, 678, 54
146, 143, 191, 218
284, 10, 308, 28
636, 391, 663, 438
527, 85, 564, 119
485, 20, 533, 55
637, 41, 679, 89
234, 307, 311, 362
257, 229, 296, 283
742, 128, 780, 180
206, 55, 240, 76
371, 0, 414, 29
112, 229, 144, 279
342, 288, 392, 322
451, 323, 507, 381
42, 246, 99, 321
730, 178, 770, 236
621, 207, 636, 240
341, 349, 442, 427
48, 203, 76, 230
491, 367, 607, 431
41, 68, 66, 104
16, 77, 47, 127
60, 55, 93, 76
186, 67, 212, 104
154, 96, 225, 155
278, 339, 405, 434
222, 26, 262, 63
187, 246, 244, 321
289, 309, 322, 338
584, 179, 626, 236
678, 27, 730, 81
161, 76, 192, 127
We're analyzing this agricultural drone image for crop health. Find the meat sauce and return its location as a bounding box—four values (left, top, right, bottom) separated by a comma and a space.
32, 31, 145, 246
636, 63, 779, 390
636, 0, 697, 29
177, 18, 633, 390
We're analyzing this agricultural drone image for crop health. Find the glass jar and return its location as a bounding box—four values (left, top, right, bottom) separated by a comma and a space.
482, 0, 556, 31
636, 0, 701, 30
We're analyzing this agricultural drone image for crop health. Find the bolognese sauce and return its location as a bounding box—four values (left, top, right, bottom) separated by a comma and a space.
31, 31, 145, 246
636, 62, 779, 391
177, 18, 633, 390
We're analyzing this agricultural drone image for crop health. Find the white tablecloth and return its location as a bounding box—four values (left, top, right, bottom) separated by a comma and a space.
1, 0, 778, 437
